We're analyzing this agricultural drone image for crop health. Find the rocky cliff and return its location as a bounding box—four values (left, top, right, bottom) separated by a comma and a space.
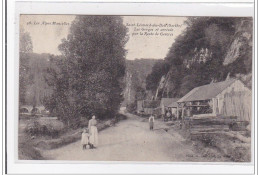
223, 19, 253, 65
223, 19, 253, 88
146, 17, 253, 99
122, 58, 160, 106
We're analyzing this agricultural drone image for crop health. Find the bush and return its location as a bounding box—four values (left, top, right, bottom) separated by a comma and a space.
197, 134, 217, 147
25, 119, 64, 138
78, 117, 89, 128
126, 102, 136, 113
116, 113, 127, 121
19, 140, 44, 160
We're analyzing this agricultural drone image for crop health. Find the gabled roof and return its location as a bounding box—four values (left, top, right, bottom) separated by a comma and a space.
177, 79, 237, 103
168, 102, 179, 108
161, 98, 179, 107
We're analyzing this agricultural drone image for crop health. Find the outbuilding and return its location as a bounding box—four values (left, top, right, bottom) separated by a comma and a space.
177, 79, 251, 121
168, 100, 179, 118
160, 98, 179, 115
137, 100, 160, 115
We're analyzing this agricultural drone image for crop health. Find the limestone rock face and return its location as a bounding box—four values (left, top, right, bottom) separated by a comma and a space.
122, 59, 159, 106
223, 19, 253, 66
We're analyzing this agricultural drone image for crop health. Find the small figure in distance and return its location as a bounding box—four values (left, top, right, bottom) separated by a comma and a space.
149, 114, 155, 130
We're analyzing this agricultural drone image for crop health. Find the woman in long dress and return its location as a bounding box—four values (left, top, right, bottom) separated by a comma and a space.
88, 115, 98, 149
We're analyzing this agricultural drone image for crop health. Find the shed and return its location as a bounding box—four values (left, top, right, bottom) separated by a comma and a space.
168, 99, 179, 117
137, 100, 160, 115
137, 100, 144, 113
160, 98, 179, 115
177, 79, 251, 121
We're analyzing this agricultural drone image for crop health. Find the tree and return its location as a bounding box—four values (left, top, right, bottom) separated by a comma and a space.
19, 28, 33, 105
49, 16, 128, 125
20, 28, 33, 53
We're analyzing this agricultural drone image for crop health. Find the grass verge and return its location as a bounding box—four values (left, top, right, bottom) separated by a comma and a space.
19, 113, 127, 160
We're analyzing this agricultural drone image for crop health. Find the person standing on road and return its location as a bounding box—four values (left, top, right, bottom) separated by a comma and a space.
166, 110, 172, 120
88, 115, 98, 149
81, 128, 90, 150
149, 115, 155, 130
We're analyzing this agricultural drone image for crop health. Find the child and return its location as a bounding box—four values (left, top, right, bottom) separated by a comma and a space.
81, 128, 90, 150
149, 115, 155, 130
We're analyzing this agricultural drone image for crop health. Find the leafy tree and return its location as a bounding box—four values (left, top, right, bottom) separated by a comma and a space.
20, 28, 33, 53
19, 28, 33, 105
48, 16, 128, 125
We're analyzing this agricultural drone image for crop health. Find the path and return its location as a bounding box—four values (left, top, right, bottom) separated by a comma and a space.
43, 112, 207, 161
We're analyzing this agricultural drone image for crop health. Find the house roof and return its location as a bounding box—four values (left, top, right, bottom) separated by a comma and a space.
177, 79, 237, 103
160, 98, 180, 107
168, 101, 179, 108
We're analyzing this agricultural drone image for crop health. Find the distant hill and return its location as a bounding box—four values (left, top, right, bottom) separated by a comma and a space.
21, 54, 160, 107
122, 58, 160, 106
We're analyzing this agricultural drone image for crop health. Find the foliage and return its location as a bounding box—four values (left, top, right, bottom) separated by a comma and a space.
126, 85, 147, 113
47, 16, 128, 125
126, 59, 159, 88
19, 28, 33, 105
126, 102, 137, 114
20, 27, 33, 53
122, 59, 159, 108
146, 17, 252, 98
25, 120, 63, 138
146, 60, 170, 93
20, 52, 54, 106
135, 86, 147, 101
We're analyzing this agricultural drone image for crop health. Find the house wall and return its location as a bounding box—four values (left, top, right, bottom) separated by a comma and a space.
216, 80, 252, 121
143, 108, 154, 115
161, 104, 165, 114
137, 101, 143, 113
171, 107, 177, 116
153, 107, 162, 116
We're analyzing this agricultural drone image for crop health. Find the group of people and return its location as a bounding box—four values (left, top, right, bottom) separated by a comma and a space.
81, 111, 171, 150
148, 109, 175, 130
81, 115, 99, 150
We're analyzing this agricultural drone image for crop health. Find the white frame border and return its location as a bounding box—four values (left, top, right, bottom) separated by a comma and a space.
5, 1, 256, 174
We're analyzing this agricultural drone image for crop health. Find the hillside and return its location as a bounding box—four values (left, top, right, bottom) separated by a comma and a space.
122, 58, 160, 106
146, 17, 253, 99
20, 54, 160, 108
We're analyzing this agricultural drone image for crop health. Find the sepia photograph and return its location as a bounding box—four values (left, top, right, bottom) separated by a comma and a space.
18, 15, 253, 162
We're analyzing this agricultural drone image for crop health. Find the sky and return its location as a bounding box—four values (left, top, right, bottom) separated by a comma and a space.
20, 15, 187, 60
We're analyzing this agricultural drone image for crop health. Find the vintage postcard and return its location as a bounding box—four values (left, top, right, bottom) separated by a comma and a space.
18, 15, 253, 162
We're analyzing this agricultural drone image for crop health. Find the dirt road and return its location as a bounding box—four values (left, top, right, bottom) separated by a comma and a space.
43, 112, 210, 161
